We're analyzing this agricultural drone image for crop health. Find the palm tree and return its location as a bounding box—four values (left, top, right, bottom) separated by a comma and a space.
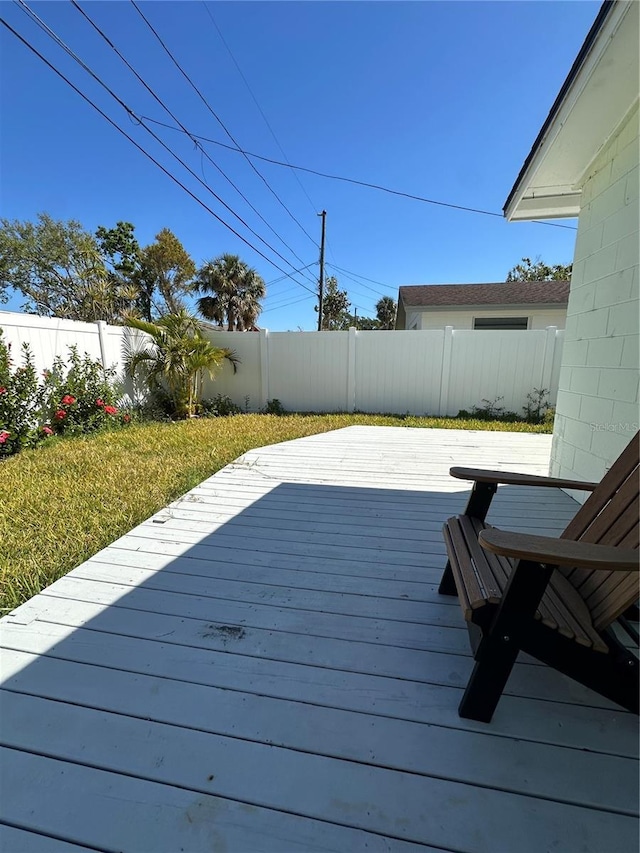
196, 254, 266, 331
376, 296, 397, 330
124, 310, 239, 418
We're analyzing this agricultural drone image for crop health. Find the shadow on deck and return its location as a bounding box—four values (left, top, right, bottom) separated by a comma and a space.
1, 477, 638, 852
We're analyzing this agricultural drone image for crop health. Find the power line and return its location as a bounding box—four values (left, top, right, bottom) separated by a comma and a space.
140, 115, 578, 232
201, 0, 340, 279
69, 0, 315, 276
200, 0, 320, 219
336, 276, 389, 301
19, 0, 317, 290
200, 0, 342, 270
130, 0, 318, 247
0, 14, 318, 296
265, 262, 317, 286
325, 263, 395, 298
13, 1, 317, 294
261, 294, 315, 313
263, 293, 314, 310
264, 282, 312, 300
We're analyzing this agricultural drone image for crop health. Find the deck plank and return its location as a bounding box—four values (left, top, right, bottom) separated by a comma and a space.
0, 825, 102, 853
1, 426, 637, 852
1, 694, 637, 852
0, 749, 436, 853
0, 600, 624, 709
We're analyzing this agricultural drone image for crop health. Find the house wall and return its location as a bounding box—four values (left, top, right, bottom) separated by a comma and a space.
405, 306, 566, 331
550, 102, 639, 490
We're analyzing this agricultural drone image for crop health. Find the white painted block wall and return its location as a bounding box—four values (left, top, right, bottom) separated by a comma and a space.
551, 103, 639, 487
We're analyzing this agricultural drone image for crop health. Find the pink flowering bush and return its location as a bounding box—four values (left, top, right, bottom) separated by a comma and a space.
39, 346, 132, 438
0, 331, 41, 456
0, 333, 133, 458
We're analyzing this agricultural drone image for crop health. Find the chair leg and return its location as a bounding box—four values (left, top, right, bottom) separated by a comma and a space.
458, 558, 553, 722
458, 634, 520, 723
438, 561, 457, 595
463, 481, 498, 522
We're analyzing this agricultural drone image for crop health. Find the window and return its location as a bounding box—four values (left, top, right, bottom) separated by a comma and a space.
473, 316, 529, 330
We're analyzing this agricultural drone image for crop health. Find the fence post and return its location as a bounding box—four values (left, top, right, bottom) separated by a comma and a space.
438, 326, 454, 416
540, 326, 558, 394
96, 321, 109, 370
259, 328, 270, 409
346, 327, 357, 412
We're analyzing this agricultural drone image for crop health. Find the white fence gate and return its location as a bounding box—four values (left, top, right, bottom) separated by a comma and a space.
0, 311, 563, 417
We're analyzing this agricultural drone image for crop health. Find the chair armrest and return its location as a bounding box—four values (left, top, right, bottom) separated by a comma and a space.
479, 528, 640, 571
450, 467, 599, 491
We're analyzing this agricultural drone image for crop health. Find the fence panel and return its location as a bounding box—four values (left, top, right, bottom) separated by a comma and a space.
268, 331, 350, 412
204, 331, 263, 410
355, 330, 445, 414
446, 329, 555, 417
0, 312, 105, 375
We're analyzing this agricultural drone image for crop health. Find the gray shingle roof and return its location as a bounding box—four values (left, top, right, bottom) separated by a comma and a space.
398, 281, 570, 308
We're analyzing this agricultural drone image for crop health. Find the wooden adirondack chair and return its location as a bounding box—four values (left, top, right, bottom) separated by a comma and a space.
440, 431, 639, 723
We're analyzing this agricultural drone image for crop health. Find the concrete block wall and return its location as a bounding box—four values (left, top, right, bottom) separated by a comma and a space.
551, 103, 639, 489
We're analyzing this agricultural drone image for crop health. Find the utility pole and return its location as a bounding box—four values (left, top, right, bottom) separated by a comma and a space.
317, 210, 326, 331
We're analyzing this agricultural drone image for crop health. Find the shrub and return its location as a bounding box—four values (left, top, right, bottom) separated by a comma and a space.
0, 333, 41, 456
200, 394, 243, 417
264, 398, 287, 416
467, 396, 519, 422
40, 346, 130, 436
0, 333, 131, 457
458, 389, 555, 426
523, 388, 552, 424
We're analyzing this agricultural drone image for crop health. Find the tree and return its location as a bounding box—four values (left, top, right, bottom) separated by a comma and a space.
124, 310, 239, 418
346, 313, 380, 330
506, 257, 572, 282
0, 213, 121, 320
95, 221, 141, 282
139, 228, 196, 319
196, 254, 266, 331
95, 221, 142, 319
376, 296, 397, 329
316, 276, 350, 330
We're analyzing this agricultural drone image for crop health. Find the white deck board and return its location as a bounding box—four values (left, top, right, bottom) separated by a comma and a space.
1, 426, 638, 852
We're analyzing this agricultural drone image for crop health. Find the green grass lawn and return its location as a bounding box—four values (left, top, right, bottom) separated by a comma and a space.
0, 413, 552, 615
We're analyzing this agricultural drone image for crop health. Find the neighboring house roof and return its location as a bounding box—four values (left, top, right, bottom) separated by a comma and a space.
504, 0, 637, 220
398, 281, 570, 309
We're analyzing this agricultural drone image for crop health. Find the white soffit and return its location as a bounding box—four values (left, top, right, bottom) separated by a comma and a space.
505, 1, 639, 221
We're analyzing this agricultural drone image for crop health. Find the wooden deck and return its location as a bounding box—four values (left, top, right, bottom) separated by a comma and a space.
1, 426, 638, 852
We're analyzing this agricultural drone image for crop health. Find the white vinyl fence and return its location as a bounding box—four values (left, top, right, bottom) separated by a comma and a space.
206, 326, 564, 416
0, 312, 143, 405
0, 311, 564, 417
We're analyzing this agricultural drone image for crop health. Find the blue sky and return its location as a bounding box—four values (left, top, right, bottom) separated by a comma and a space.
1, 1, 599, 330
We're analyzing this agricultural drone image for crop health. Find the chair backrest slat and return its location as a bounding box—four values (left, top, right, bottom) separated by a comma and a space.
561, 434, 639, 541
590, 574, 640, 626
560, 432, 639, 631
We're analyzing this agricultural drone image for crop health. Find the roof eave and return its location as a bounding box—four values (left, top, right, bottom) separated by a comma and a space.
404, 302, 569, 311
503, 0, 618, 221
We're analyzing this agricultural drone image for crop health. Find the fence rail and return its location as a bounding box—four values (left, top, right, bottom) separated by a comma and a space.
0, 311, 564, 417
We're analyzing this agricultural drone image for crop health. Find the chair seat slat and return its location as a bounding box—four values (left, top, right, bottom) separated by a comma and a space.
443, 518, 608, 650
